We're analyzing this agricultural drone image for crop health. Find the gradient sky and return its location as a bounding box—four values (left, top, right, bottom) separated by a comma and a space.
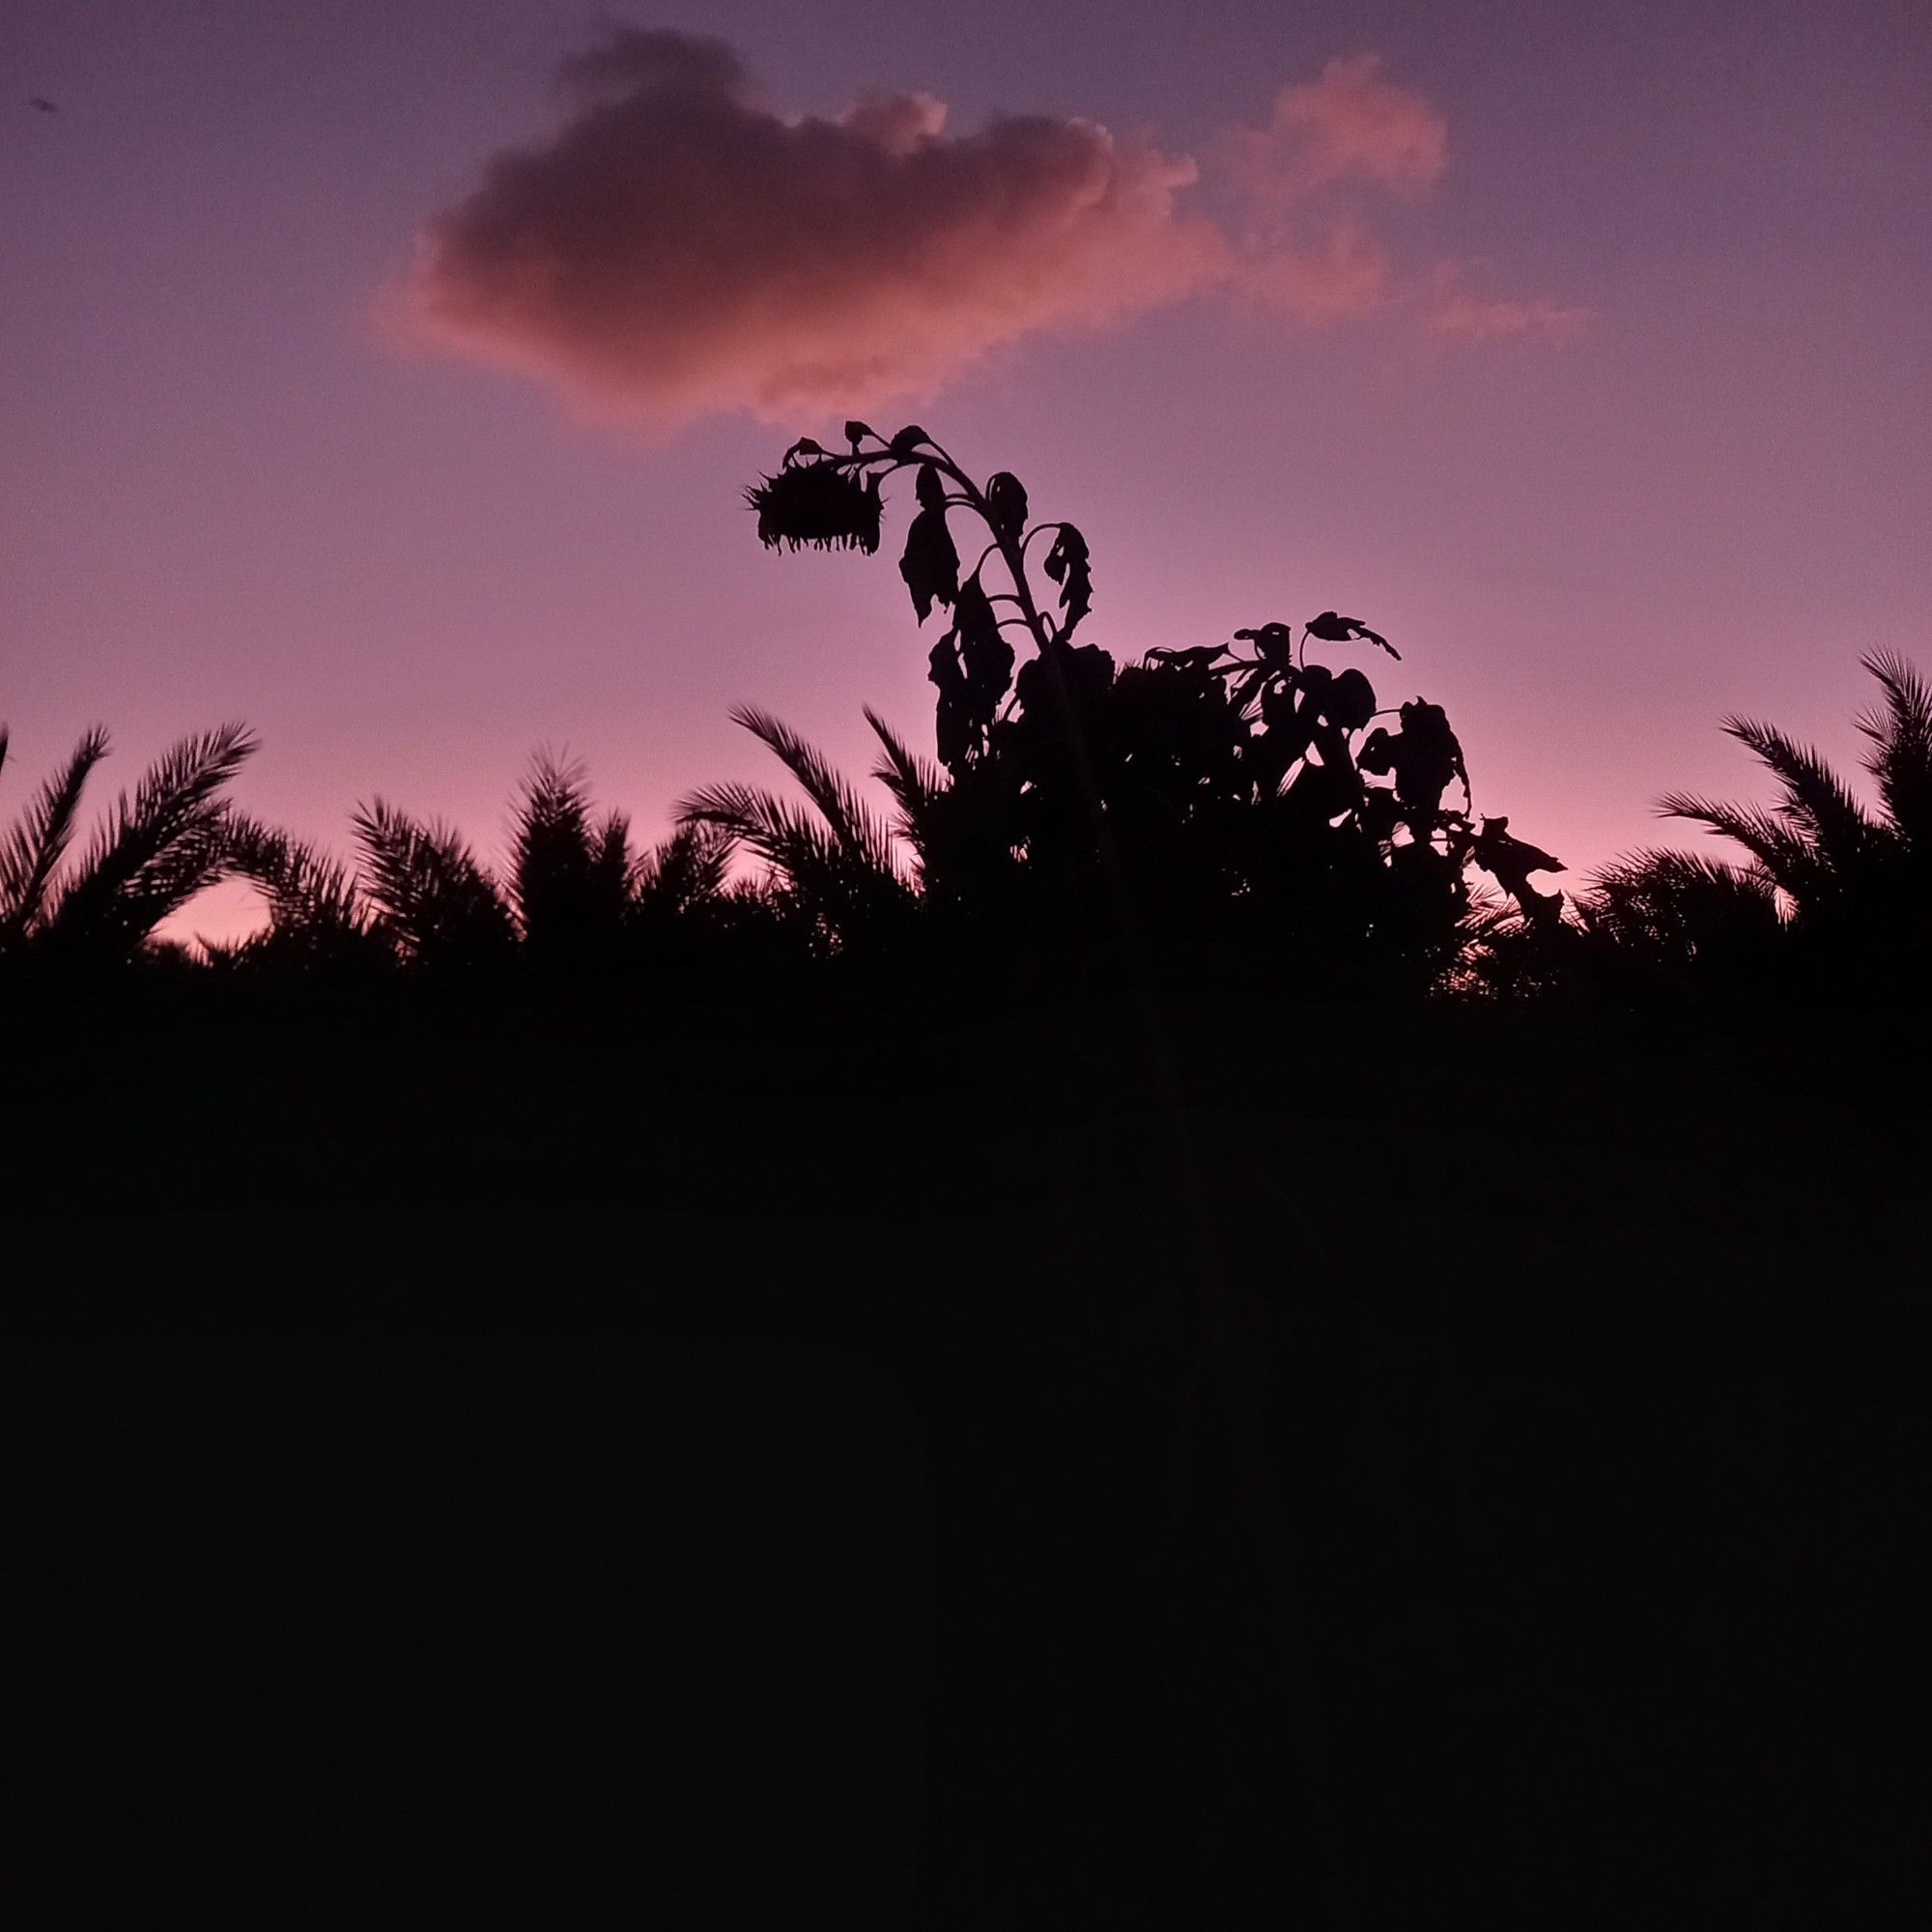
5, 0, 1928, 938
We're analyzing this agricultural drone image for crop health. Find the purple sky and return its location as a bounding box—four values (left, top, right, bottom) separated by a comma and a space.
5, 1, 1928, 937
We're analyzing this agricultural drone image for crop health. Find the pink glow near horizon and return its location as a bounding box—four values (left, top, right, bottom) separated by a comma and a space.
3, 2, 1927, 944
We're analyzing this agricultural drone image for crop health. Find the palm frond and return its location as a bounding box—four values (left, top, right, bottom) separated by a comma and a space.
1657, 789, 1825, 898
1855, 650, 1932, 847
1576, 847, 1786, 977
678, 780, 848, 883
510, 751, 594, 935
114, 813, 242, 934
1719, 714, 1876, 870
38, 724, 254, 958
225, 815, 370, 940
0, 724, 110, 941
730, 706, 900, 876
352, 798, 515, 964
1455, 881, 1529, 946
632, 823, 731, 920
592, 810, 633, 900
508, 753, 638, 954
678, 778, 912, 944
865, 706, 947, 856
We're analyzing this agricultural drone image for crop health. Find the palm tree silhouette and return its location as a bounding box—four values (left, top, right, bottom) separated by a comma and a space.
678, 706, 916, 953
1466, 649, 1932, 995
508, 753, 635, 965
1664, 651, 1926, 891
350, 797, 519, 970
1577, 850, 1786, 980
1637, 650, 1929, 977
204, 816, 390, 977
305, 752, 767, 976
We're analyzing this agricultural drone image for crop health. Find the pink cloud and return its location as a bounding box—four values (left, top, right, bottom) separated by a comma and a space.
404, 28, 1227, 427
1428, 279, 1594, 343
1217, 64, 1582, 347
402, 35, 1582, 426
1224, 54, 1448, 208
1236, 224, 1393, 325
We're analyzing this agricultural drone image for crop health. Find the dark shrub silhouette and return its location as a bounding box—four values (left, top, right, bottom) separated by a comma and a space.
730, 422, 1565, 990
10, 451, 1928, 1932
15, 434, 1917, 1016
5, 429, 1573, 993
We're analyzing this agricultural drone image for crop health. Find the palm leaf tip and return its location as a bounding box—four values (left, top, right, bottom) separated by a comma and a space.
1719, 713, 1874, 859
1854, 650, 1932, 845
353, 796, 513, 961
729, 707, 902, 867
25, 724, 257, 957
865, 707, 945, 811
225, 813, 366, 936
633, 823, 730, 918
0, 724, 111, 937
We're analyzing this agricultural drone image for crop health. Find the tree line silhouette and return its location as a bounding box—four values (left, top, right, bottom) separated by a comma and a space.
3, 423, 1925, 1000
13, 428, 1928, 1929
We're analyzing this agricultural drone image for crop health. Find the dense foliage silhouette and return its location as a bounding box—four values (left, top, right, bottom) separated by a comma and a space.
8, 426, 1921, 1009
10, 433, 1929, 1927
1468, 650, 1932, 1000
1649, 649, 1932, 977
729, 423, 1568, 990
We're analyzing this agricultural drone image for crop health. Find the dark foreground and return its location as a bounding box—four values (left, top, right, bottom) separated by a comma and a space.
13, 969, 1930, 1926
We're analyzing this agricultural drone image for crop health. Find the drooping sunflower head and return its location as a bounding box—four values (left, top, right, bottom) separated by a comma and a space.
746, 459, 884, 554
